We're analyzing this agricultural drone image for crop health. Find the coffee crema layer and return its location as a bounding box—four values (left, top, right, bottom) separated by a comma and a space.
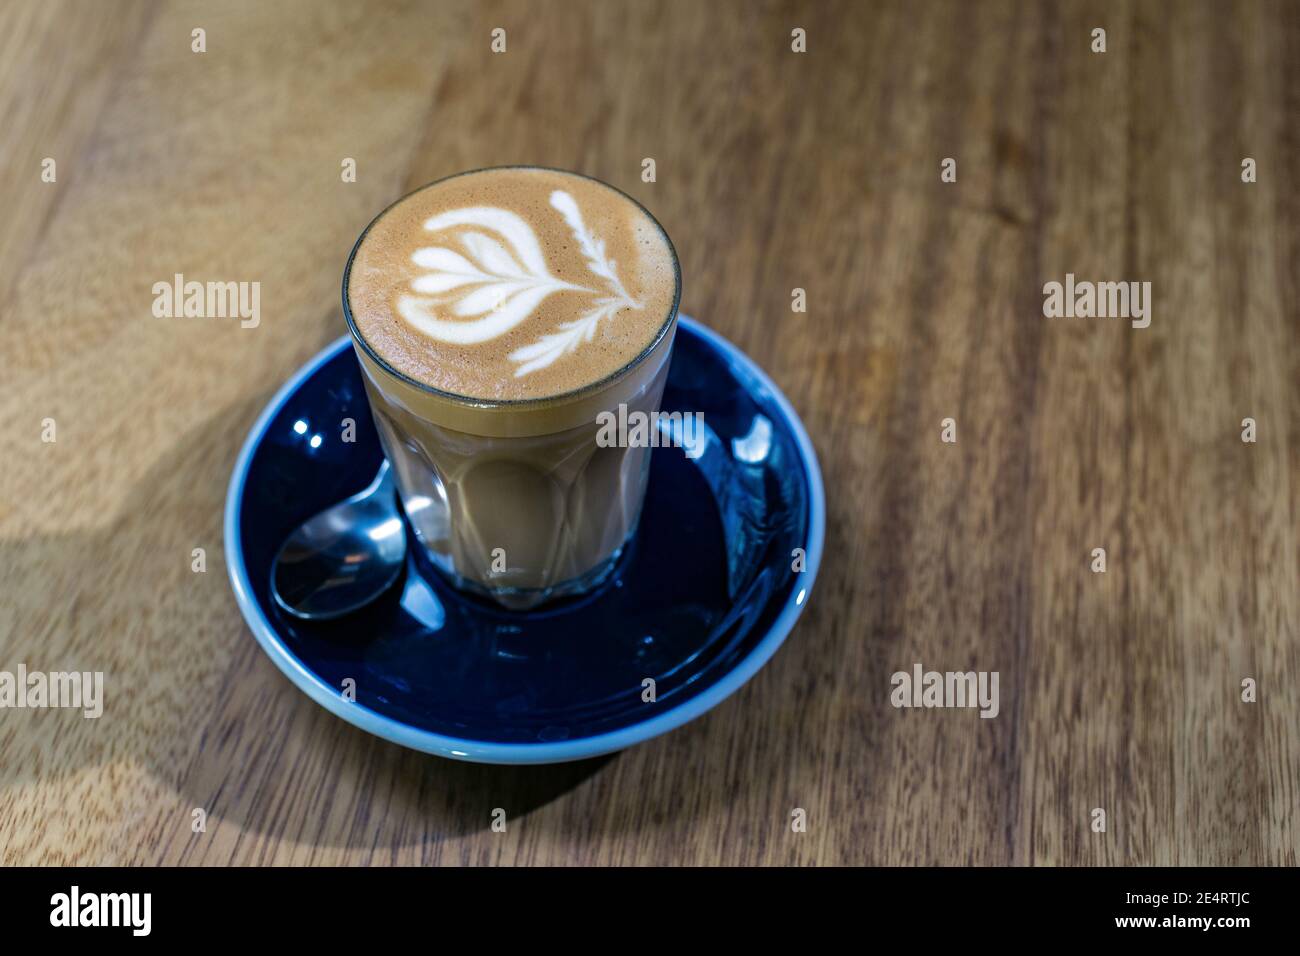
347, 168, 678, 402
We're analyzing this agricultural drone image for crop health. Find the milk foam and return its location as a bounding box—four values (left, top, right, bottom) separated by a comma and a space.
347, 169, 677, 402
399, 204, 588, 347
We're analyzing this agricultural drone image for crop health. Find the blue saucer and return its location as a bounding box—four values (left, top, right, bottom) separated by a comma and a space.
224, 317, 824, 764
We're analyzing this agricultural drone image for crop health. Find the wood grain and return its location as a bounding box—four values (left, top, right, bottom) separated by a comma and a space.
0, 0, 1295, 865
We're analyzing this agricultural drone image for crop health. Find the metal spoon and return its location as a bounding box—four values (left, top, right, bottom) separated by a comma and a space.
271, 460, 407, 620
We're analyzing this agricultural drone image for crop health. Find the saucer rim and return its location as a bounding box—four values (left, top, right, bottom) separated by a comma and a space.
223, 316, 826, 765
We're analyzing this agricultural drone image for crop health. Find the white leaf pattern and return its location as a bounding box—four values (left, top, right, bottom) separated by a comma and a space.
399, 206, 588, 346
505, 190, 645, 377
398, 192, 646, 370
411, 272, 480, 294
461, 232, 525, 278
508, 298, 627, 377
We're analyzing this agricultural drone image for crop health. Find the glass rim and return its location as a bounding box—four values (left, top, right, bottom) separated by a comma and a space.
342, 165, 682, 411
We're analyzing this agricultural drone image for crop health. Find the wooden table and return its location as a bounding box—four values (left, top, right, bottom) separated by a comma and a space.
1, 0, 1295, 866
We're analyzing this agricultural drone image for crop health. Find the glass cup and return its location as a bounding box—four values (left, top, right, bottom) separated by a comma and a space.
343, 169, 681, 610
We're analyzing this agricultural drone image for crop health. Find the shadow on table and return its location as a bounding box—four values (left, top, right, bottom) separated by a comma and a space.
0, 378, 638, 859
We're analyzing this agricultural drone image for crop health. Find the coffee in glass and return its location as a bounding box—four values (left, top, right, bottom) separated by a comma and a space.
344, 167, 681, 610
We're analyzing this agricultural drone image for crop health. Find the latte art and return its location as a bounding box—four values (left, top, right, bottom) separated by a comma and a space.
347, 168, 677, 401
399, 205, 585, 346
508, 191, 644, 376
399, 191, 645, 376
343, 168, 682, 608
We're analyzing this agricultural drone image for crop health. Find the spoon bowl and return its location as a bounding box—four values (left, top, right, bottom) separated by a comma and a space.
271, 460, 406, 620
